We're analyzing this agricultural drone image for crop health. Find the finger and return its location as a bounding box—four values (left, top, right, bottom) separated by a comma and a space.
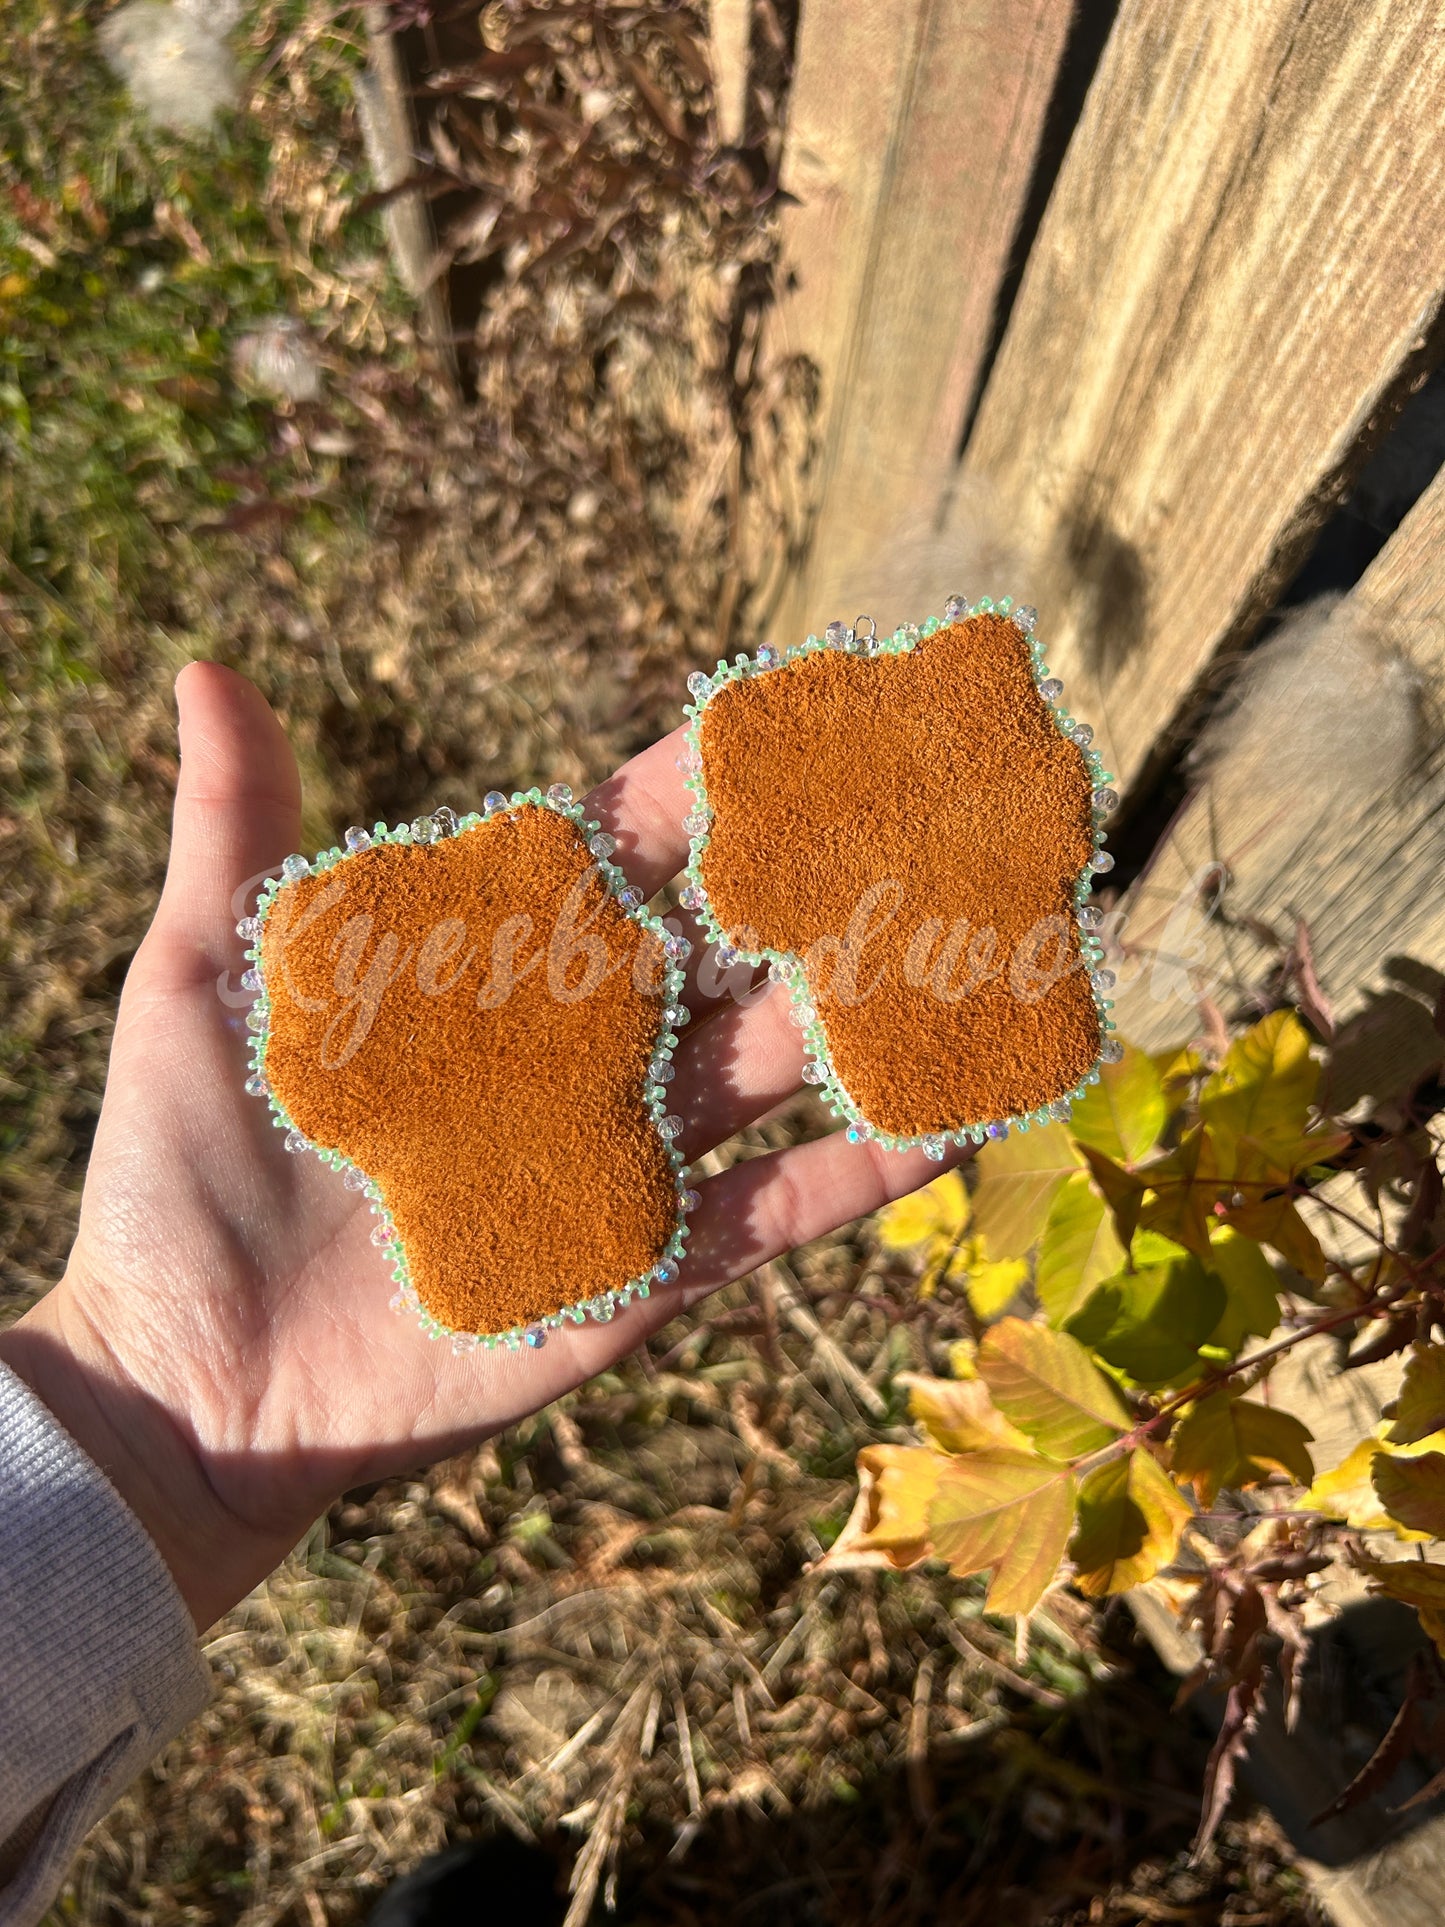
679, 1130, 973, 1304
146, 663, 302, 986
584, 726, 776, 1027
584, 724, 692, 898
671, 980, 805, 1161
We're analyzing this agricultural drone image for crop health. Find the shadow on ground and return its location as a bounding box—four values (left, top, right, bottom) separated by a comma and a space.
363, 1613, 1323, 1927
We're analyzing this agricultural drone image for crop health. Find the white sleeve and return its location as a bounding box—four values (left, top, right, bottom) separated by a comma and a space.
0, 1360, 211, 1927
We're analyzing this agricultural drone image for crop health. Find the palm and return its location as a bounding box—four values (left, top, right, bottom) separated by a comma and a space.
31, 665, 953, 1625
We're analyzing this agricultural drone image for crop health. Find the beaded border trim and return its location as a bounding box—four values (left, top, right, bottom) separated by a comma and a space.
677, 595, 1125, 1162
236, 788, 697, 1354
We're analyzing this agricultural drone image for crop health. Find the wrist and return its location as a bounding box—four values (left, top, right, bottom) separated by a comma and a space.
0, 1286, 300, 1630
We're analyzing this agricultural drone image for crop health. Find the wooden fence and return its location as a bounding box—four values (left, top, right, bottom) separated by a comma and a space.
712, 5, 1445, 1918
716, 0, 1445, 1095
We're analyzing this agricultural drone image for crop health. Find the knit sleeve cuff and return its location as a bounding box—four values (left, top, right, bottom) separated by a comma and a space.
0, 1359, 211, 1927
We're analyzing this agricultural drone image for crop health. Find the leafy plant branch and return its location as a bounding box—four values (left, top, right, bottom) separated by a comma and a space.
825, 1008, 1445, 1847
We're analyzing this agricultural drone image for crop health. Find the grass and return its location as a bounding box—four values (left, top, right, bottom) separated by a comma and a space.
3, 3, 1319, 1922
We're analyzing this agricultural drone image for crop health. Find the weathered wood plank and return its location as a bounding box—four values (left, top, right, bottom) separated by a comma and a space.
1132, 1570, 1445, 1927
946, 0, 1445, 790
709, 0, 751, 149
1110, 463, 1445, 1079
356, 7, 459, 395
771, 0, 1075, 643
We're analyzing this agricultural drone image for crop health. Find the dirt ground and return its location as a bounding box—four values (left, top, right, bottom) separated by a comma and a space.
1, 3, 1321, 1921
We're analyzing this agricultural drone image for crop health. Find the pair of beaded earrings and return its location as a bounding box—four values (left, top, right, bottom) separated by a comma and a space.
240, 598, 1119, 1351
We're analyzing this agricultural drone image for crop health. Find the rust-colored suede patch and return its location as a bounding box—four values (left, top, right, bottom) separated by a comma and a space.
259, 807, 676, 1334
698, 614, 1101, 1134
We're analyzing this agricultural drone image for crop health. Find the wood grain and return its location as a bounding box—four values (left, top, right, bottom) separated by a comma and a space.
948, 0, 1445, 789
1110, 464, 1445, 1088
356, 8, 459, 395
709, 0, 751, 149
770, 0, 1075, 643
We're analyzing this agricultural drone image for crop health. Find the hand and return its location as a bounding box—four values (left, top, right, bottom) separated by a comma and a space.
0, 663, 953, 1629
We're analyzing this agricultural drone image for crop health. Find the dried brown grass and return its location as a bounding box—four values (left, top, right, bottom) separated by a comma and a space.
56, 1197, 1319, 1924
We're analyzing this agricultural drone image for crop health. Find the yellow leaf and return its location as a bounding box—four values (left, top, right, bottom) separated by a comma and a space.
1036, 1172, 1128, 1326
1353, 1553, 1445, 1612
1199, 1010, 1347, 1201
1235, 1129, 1354, 1186
902, 1374, 1034, 1455
1352, 1558, 1445, 1665
928, 1449, 1077, 1615
948, 1338, 979, 1381
962, 1254, 1030, 1320
1372, 1450, 1445, 1538
822, 1444, 947, 1571
978, 1317, 1131, 1460
1386, 1345, 1445, 1446
1169, 1390, 1314, 1507
971, 1122, 1083, 1261
1200, 1010, 1319, 1174
876, 1170, 969, 1252
1153, 1043, 1206, 1097
1070, 1449, 1193, 1596
1299, 1439, 1395, 1530
1070, 1043, 1166, 1165
1298, 1432, 1445, 1539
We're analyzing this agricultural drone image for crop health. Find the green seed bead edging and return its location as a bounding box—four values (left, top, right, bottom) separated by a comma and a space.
678, 599, 1121, 1162
238, 793, 692, 1354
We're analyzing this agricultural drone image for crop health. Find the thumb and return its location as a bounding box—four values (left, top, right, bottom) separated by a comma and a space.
146, 662, 303, 987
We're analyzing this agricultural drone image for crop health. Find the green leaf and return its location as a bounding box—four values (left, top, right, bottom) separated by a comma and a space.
971, 1122, 1083, 1261
1077, 1142, 1147, 1250
1386, 1346, 1445, 1446
1036, 1172, 1128, 1326
928, 1449, 1076, 1615
1372, 1450, 1445, 1538
1070, 1043, 1166, 1164
1069, 1449, 1193, 1596
1138, 1126, 1220, 1260
1204, 1228, 1280, 1356
1065, 1240, 1225, 1388
978, 1318, 1131, 1459
1170, 1390, 1314, 1506
903, 1375, 1033, 1455
1200, 1010, 1319, 1172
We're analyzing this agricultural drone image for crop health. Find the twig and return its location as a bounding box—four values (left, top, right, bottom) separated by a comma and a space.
936, 1611, 1067, 1710
672, 1684, 702, 1817
764, 1259, 887, 1417
907, 1650, 937, 1823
